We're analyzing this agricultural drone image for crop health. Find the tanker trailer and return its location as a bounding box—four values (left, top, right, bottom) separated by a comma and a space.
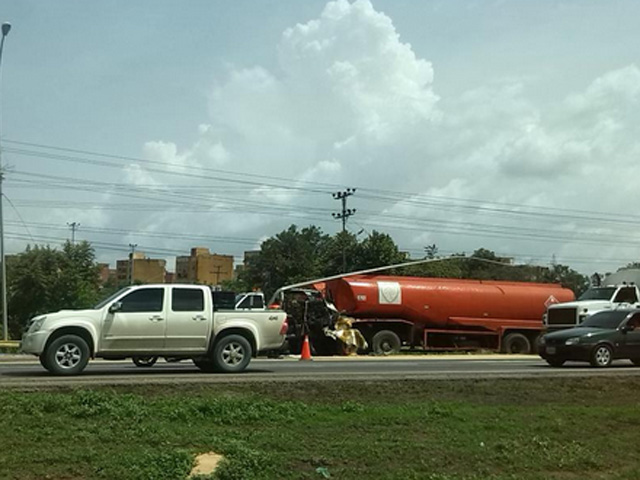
320, 275, 575, 354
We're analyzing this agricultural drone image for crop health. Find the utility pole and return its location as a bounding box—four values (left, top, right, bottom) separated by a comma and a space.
332, 188, 356, 233
0, 22, 12, 342
332, 188, 356, 272
128, 243, 137, 285
67, 222, 80, 245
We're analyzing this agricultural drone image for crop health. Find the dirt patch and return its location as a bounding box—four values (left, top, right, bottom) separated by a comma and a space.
189, 452, 224, 477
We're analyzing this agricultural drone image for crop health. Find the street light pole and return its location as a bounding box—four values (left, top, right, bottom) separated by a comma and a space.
0, 22, 12, 341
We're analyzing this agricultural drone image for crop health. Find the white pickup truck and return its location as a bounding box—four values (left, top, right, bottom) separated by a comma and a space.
544, 284, 640, 330
20, 284, 288, 376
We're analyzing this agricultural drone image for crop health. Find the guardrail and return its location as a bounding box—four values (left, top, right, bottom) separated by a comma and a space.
0, 341, 19, 349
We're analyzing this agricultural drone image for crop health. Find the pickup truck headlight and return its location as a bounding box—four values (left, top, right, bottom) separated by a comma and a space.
28, 316, 46, 333
565, 337, 580, 346
538, 336, 546, 345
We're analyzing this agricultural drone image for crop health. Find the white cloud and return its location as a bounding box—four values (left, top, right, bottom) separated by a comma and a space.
129, 1, 640, 274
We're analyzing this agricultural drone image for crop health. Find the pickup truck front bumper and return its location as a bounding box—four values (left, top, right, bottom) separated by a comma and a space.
20, 331, 48, 355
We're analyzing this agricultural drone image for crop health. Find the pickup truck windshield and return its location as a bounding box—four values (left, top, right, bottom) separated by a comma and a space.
578, 287, 616, 301
581, 310, 629, 329
93, 287, 132, 309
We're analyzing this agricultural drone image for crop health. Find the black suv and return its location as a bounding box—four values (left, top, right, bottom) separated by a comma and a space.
538, 309, 640, 367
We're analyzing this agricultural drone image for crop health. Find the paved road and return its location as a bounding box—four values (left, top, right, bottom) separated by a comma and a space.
2, 355, 640, 387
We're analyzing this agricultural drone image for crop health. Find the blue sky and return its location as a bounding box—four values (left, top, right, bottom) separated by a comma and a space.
1, 0, 640, 275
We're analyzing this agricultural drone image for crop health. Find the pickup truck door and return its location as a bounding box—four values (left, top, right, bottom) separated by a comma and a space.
101, 287, 167, 352
164, 286, 211, 351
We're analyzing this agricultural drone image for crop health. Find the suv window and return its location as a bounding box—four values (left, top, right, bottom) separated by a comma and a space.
120, 288, 164, 313
172, 288, 204, 312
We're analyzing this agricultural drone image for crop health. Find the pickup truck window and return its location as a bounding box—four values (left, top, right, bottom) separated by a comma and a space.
236, 296, 251, 309
236, 294, 265, 309
613, 287, 638, 303
120, 288, 164, 313
94, 287, 131, 309
578, 287, 616, 301
172, 288, 204, 312
252, 295, 265, 309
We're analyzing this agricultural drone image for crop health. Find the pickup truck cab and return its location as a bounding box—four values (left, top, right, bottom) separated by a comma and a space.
21, 284, 288, 376
544, 284, 640, 331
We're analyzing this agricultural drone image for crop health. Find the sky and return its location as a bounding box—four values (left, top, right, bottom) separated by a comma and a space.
1, 0, 640, 276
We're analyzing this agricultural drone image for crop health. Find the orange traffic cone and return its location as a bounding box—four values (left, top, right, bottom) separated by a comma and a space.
300, 335, 312, 361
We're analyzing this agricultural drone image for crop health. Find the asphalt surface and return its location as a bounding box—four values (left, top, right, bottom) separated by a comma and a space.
2, 354, 640, 387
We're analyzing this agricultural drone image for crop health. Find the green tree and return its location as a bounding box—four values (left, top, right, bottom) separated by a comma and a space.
351, 231, 407, 271
4, 241, 101, 338
402, 253, 466, 278
242, 225, 331, 297
242, 227, 410, 297
321, 231, 359, 275
220, 276, 250, 293
539, 263, 590, 296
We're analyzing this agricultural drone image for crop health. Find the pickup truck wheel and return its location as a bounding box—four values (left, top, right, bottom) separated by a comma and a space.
193, 358, 217, 373
502, 333, 531, 354
42, 334, 90, 376
132, 356, 158, 367
590, 344, 613, 367
372, 330, 401, 356
212, 335, 252, 373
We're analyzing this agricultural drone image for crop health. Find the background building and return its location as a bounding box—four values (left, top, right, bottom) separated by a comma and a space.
116, 252, 166, 284
175, 247, 234, 285
97, 263, 117, 286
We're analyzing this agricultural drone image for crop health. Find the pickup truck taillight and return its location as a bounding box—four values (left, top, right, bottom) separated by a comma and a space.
279, 317, 289, 335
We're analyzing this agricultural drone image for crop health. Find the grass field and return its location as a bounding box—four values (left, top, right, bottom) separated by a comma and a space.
1, 376, 639, 479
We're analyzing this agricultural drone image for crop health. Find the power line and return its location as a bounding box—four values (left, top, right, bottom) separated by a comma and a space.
5, 139, 638, 225
4, 139, 640, 273
2, 193, 35, 243
3, 228, 634, 272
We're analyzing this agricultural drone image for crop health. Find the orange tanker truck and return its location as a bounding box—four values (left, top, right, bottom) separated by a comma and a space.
303, 275, 576, 355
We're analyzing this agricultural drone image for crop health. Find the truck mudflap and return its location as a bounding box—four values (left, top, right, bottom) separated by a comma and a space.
323, 316, 368, 355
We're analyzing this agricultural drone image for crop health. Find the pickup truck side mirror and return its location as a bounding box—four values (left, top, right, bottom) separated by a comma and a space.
622, 323, 636, 333
108, 301, 123, 314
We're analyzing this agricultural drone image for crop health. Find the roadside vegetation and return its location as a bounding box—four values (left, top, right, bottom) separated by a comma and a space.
1, 376, 640, 479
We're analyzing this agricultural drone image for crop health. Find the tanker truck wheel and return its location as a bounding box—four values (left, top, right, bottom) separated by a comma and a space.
502, 332, 531, 354
372, 330, 401, 356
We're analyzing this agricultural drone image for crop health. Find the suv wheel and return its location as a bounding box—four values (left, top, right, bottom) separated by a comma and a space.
545, 358, 565, 368
42, 334, 90, 376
